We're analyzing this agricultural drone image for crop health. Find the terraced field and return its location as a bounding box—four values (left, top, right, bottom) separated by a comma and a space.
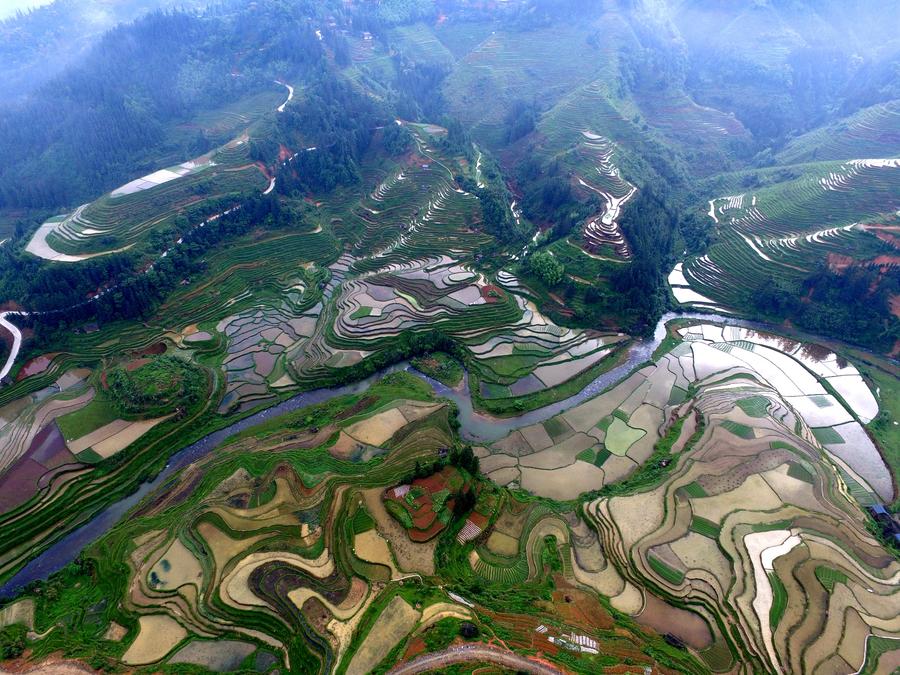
0, 118, 657, 592
564, 133, 637, 261
29, 140, 268, 259
630, 83, 751, 175
2, 308, 897, 674
442, 23, 610, 146
482, 353, 682, 499
0, 373, 707, 674
671, 159, 900, 311
329, 125, 491, 270
4, 91, 899, 675
472, 319, 898, 672
157, 123, 634, 411
2, 7, 899, 671
777, 101, 900, 164
585, 326, 899, 672
71, 382, 470, 672
24, 84, 287, 261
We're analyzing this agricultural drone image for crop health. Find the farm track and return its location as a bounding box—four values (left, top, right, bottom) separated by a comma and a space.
0, 312, 23, 380
386, 643, 563, 675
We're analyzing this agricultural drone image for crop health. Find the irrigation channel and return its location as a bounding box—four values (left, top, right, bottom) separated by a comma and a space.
0, 310, 783, 599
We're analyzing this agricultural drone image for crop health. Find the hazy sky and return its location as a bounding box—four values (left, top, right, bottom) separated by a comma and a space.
0, 0, 54, 20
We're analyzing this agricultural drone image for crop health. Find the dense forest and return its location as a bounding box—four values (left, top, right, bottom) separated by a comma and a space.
751, 265, 900, 353
273, 74, 384, 193
672, 0, 900, 150
0, 2, 331, 209
0, 0, 209, 101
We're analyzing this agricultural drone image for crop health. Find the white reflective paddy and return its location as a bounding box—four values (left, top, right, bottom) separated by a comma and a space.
679, 323, 888, 501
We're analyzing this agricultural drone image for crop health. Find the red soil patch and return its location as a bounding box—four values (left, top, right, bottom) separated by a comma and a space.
278, 144, 292, 162
468, 510, 489, 529
0, 655, 98, 674
890, 295, 900, 320
410, 518, 447, 542
15, 353, 59, 381
334, 396, 377, 421
480, 609, 557, 655
829, 252, 900, 273
417, 357, 440, 371
124, 358, 150, 372
134, 342, 166, 357
864, 225, 900, 249
411, 502, 437, 529
548, 576, 614, 631
402, 636, 426, 660
827, 253, 854, 272
871, 254, 900, 267
254, 161, 273, 180
417, 468, 451, 493
480, 284, 505, 303
386, 466, 472, 541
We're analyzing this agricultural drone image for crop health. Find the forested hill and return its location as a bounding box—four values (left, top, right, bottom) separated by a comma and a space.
6, 0, 898, 210
0, 2, 333, 209
0, 0, 209, 102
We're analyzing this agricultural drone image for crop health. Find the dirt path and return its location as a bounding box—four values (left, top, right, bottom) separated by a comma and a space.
276, 80, 294, 112
386, 643, 564, 675
0, 312, 23, 381
0, 659, 98, 674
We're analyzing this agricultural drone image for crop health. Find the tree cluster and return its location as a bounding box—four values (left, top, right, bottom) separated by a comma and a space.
275, 73, 384, 193
527, 251, 565, 286
382, 123, 414, 156
608, 187, 676, 334
456, 175, 524, 247
751, 264, 899, 352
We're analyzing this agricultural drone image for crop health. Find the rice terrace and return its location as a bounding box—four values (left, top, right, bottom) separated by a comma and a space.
0, 1, 898, 674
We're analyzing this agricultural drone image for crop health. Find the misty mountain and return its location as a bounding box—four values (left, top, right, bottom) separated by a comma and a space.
0, 0, 210, 101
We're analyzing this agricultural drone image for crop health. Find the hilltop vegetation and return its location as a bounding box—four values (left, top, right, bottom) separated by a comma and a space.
106, 356, 205, 417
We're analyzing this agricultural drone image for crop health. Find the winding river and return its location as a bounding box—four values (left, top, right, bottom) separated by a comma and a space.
0, 310, 762, 599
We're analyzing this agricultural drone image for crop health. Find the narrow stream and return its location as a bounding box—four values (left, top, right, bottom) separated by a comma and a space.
0, 310, 784, 599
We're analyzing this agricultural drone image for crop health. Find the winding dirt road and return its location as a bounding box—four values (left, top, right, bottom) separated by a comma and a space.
0, 311, 23, 381
276, 80, 294, 112
386, 644, 564, 675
